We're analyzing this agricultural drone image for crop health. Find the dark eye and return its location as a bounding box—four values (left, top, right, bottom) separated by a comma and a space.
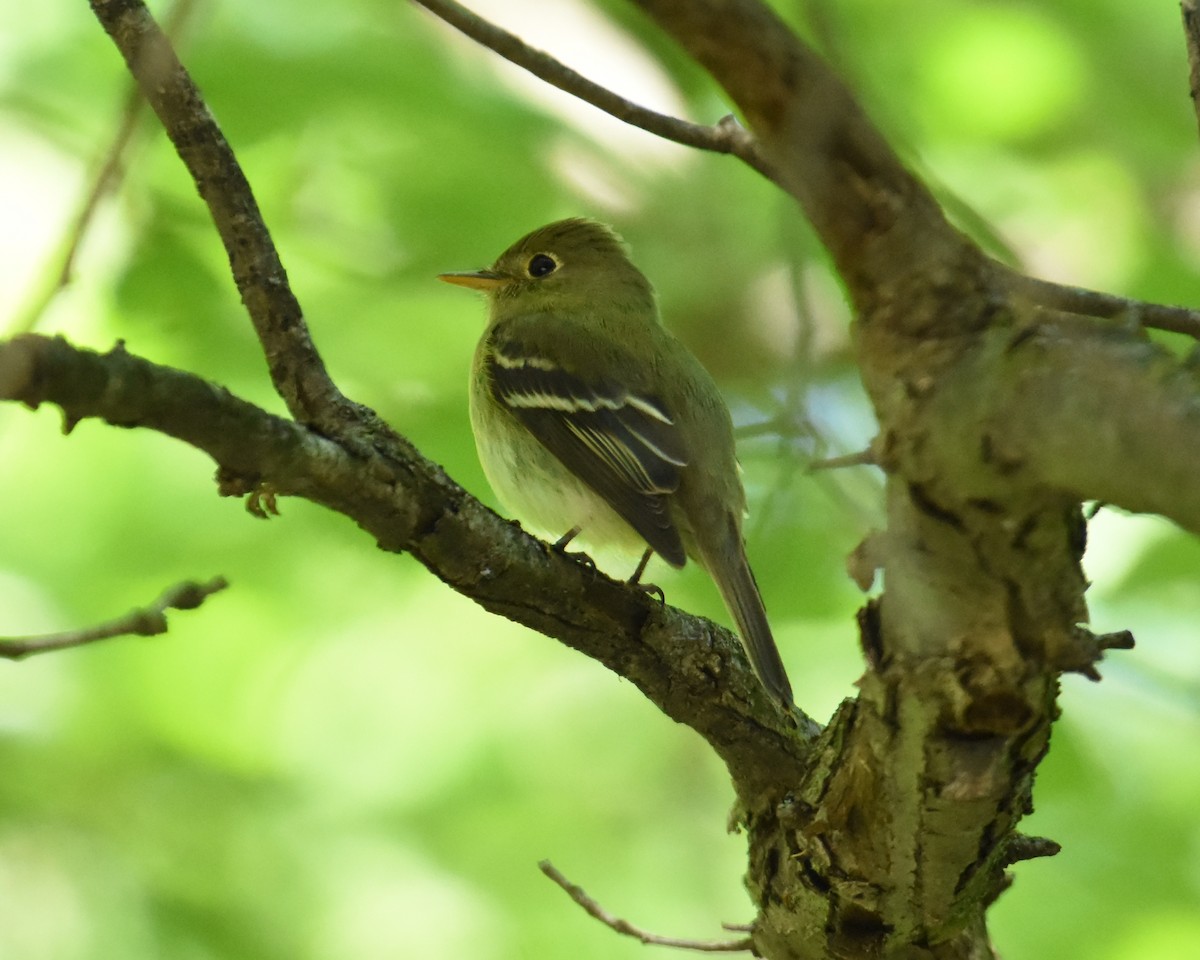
527, 253, 558, 278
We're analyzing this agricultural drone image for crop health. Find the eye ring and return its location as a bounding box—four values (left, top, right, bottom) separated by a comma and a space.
527, 253, 559, 278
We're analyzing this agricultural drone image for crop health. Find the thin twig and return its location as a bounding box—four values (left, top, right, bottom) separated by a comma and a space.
538, 860, 753, 953
808, 448, 877, 472
1011, 273, 1200, 340
409, 0, 778, 183
0, 577, 228, 660
11, 0, 198, 336
735, 415, 813, 442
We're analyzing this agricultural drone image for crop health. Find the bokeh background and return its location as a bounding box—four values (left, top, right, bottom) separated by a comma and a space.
1, 1, 1198, 957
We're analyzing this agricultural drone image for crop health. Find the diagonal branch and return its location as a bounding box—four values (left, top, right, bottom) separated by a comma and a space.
87, 0, 344, 429
1010, 273, 1200, 340
945, 320, 1200, 535
629, 0, 960, 301
0, 334, 346, 487
0, 577, 228, 660
410, 0, 778, 182
0, 333, 814, 792
538, 860, 753, 953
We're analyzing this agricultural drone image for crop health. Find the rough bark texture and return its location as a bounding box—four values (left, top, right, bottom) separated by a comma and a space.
625, 3, 1198, 955
3, 2, 1197, 958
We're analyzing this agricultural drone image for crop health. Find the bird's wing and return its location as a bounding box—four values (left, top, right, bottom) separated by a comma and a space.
486, 337, 689, 566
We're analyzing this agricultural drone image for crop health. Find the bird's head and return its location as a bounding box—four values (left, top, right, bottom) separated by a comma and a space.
439, 218, 655, 316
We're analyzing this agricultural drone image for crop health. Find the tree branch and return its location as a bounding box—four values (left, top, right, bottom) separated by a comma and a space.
0, 577, 228, 660
87, 0, 346, 429
538, 861, 753, 953
808, 447, 877, 473
629, 0, 965, 304
1011, 272, 1200, 339
941, 318, 1200, 535
0, 332, 814, 794
410, 0, 779, 182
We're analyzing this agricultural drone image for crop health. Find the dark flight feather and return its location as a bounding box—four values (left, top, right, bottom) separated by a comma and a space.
487, 342, 689, 566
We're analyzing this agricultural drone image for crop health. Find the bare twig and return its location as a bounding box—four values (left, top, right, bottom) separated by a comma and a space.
0, 577, 228, 660
1001, 834, 1062, 867
409, 0, 778, 183
1011, 273, 1200, 339
1183, 1, 1200, 142
735, 415, 815, 443
12, 0, 198, 336
808, 448, 877, 472
538, 860, 753, 953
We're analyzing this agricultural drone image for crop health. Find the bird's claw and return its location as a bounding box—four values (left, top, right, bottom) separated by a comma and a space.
633, 581, 666, 604
246, 483, 279, 519
550, 526, 595, 569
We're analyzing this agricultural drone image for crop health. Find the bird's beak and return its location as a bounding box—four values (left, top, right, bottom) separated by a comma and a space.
438, 269, 506, 291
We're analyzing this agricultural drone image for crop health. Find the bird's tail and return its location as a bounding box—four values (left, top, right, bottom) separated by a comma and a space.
703, 532, 794, 707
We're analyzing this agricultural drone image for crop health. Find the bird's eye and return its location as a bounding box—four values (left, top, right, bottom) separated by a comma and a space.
527, 253, 558, 278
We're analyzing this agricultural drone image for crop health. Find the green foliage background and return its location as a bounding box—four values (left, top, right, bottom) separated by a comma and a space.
1, 1, 1198, 957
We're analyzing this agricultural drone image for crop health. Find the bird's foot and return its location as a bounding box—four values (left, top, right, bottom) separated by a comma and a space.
626, 548, 664, 602
561, 549, 597, 571
632, 581, 666, 604
551, 527, 596, 570
246, 483, 280, 519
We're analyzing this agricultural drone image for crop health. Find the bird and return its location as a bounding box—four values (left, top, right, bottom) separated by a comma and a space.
439, 218, 793, 706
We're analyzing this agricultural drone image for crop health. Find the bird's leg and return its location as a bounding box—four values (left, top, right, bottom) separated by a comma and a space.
628, 548, 665, 603
628, 547, 653, 584
553, 527, 581, 551
551, 526, 595, 570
